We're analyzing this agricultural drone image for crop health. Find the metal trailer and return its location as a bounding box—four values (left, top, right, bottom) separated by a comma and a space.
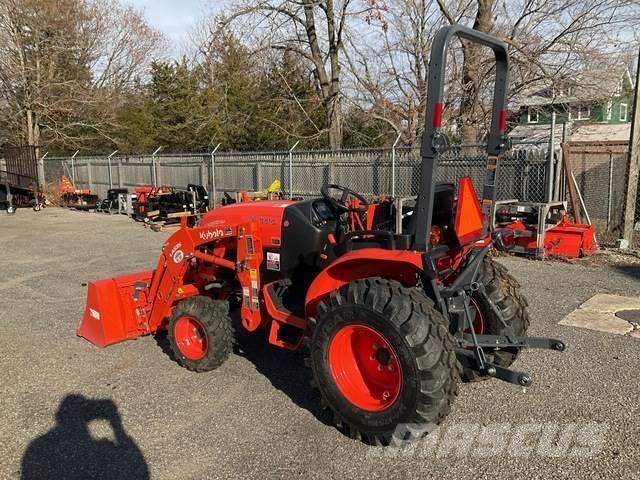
0, 146, 44, 214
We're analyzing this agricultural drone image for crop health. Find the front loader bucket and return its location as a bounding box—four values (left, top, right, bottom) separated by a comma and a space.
77, 271, 154, 348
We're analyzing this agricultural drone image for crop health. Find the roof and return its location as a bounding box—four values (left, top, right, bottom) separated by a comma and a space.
509, 123, 567, 147
570, 123, 631, 143
511, 62, 634, 108
509, 122, 631, 145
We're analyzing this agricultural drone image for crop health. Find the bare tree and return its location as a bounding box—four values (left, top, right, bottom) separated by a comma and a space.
343, 0, 450, 146
0, 0, 163, 151
222, 0, 373, 150
346, 0, 639, 144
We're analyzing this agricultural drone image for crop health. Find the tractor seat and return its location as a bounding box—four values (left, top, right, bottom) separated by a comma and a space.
403, 182, 455, 234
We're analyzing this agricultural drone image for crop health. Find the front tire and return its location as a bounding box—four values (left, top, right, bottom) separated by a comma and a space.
167, 296, 233, 372
308, 278, 459, 445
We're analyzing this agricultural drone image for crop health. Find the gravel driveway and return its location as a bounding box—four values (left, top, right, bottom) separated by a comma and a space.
1, 208, 639, 479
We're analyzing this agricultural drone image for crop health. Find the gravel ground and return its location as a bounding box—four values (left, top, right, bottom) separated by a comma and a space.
1, 208, 639, 480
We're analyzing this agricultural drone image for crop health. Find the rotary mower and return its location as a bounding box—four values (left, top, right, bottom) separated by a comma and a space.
78, 25, 565, 445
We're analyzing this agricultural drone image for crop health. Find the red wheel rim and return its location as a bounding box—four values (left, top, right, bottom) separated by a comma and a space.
466, 298, 485, 334
174, 316, 208, 360
328, 324, 402, 412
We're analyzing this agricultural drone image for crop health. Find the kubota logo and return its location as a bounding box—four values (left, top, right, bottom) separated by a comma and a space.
199, 228, 225, 241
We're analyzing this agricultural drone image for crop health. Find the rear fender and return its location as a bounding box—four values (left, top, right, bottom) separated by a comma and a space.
305, 248, 424, 317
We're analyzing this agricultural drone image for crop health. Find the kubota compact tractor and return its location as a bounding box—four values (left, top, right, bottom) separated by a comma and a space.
78, 25, 565, 445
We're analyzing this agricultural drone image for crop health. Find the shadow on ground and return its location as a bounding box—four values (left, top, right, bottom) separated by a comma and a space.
153, 312, 331, 428
233, 326, 331, 423
611, 264, 640, 280
21, 394, 149, 480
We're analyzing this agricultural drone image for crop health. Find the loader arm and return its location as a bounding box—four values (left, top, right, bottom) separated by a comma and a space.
78, 217, 263, 347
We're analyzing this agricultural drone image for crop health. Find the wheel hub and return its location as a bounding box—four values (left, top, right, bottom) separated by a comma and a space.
328, 324, 402, 412
174, 316, 208, 360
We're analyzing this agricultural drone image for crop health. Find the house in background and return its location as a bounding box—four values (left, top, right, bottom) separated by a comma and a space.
509, 63, 634, 145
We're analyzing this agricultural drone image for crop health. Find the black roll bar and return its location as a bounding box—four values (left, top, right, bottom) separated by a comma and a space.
412, 25, 510, 251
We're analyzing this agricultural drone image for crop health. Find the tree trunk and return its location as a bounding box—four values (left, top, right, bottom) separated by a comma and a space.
26, 108, 40, 155
459, 0, 494, 144
327, 95, 342, 150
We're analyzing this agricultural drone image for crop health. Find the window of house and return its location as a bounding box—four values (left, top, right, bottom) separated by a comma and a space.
527, 108, 539, 123
620, 103, 628, 122
606, 102, 612, 121
571, 107, 590, 121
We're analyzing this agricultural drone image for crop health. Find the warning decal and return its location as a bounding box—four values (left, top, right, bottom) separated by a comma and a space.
266, 252, 281, 271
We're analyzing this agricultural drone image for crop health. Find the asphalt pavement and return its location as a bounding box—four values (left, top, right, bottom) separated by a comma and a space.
1, 208, 639, 479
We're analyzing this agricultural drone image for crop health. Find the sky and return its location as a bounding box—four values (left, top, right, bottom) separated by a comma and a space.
121, 0, 227, 55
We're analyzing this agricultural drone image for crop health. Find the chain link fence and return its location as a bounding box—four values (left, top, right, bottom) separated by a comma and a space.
36, 141, 636, 241
43, 142, 551, 203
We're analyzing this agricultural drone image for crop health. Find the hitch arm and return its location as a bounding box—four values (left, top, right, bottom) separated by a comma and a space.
461, 334, 566, 351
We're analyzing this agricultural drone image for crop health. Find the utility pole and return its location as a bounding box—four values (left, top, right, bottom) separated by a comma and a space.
622, 46, 640, 247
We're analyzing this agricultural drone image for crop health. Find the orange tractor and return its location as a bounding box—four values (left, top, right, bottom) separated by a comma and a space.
78, 25, 564, 445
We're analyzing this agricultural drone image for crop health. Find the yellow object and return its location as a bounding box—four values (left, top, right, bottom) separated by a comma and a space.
267, 180, 281, 193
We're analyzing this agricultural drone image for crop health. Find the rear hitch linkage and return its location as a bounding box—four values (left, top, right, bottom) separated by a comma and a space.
439, 244, 566, 387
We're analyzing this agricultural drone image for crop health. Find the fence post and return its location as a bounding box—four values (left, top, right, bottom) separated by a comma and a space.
607, 152, 614, 230
623, 46, 640, 246
546, 112, 556, 202
70, 150, 79, 185
553, 122, 566, 201
392, 133, 401, 197
107, 150, 118, 190
37, 151, 48, 188
87, 160, 94, 192
289, 141, 300, 199
151, 146, 162, 187
210, 143, 221, 206
117, 157, 123, 188
199, 157, 208, 192
256, 162, 263, 192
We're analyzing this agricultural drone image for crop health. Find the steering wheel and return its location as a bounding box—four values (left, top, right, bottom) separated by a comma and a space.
321, 183, 369, 213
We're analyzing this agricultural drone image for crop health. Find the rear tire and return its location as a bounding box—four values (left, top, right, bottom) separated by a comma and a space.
167, 296, 233, 372
308, 277, 459, 445
462, 257, 530, 382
